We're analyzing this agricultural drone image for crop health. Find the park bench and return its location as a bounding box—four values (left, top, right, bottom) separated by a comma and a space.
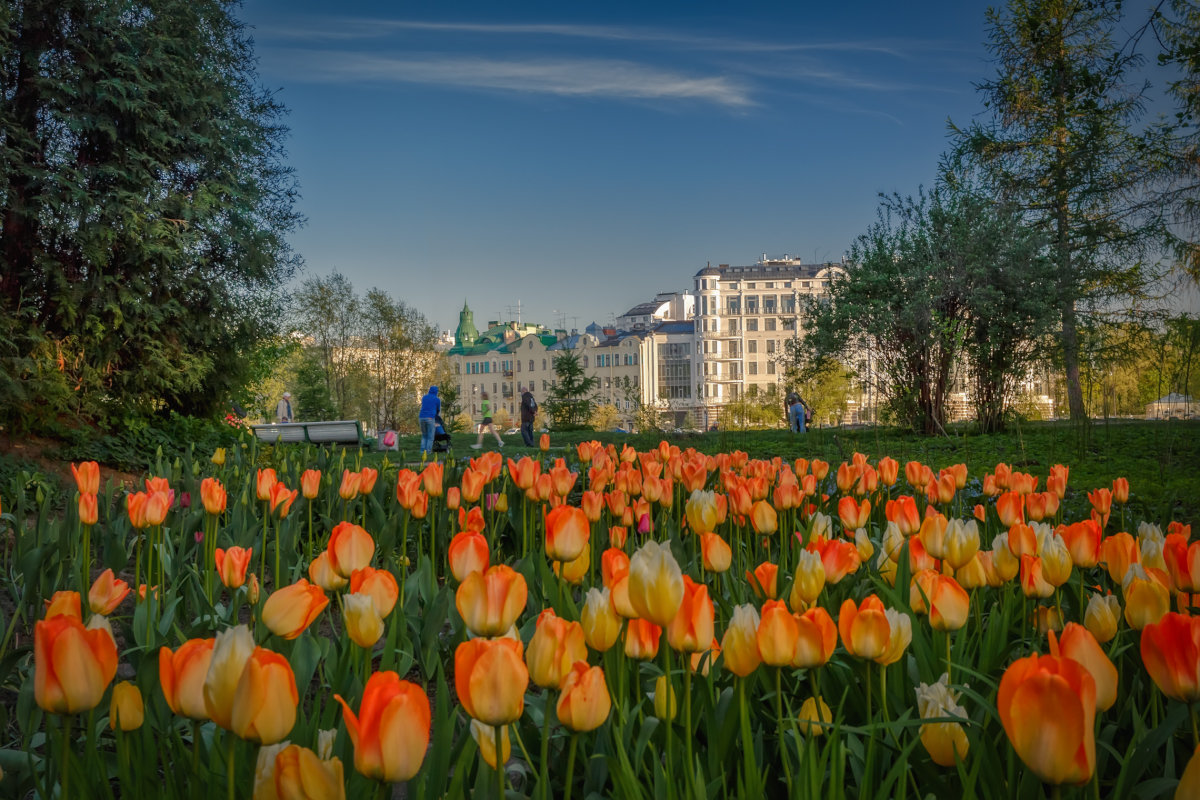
250, 420, 365, 446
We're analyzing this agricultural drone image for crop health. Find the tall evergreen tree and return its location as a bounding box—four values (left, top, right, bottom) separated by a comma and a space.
0, 0, 301, 428
954, 0, 1157, 423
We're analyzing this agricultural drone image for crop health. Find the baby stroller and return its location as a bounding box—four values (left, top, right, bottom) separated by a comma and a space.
432, 414, 453, 454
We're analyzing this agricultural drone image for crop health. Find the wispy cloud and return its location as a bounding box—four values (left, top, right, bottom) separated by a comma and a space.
264, 18, 959, 58
273, 51, 757, 108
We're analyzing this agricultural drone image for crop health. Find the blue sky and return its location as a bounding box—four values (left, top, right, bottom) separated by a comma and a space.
238, 0, 1134, 332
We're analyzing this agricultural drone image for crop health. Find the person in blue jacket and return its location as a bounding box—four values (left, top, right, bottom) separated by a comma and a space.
418, 386, 440, 454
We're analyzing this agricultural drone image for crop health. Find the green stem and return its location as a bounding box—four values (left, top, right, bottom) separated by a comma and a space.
739, 678, 757, 788
663, 643, 674, 785
1192, 703, 1199, 749
493, 723, 507, 800
226, 732, 236, 800
880, 661, 890, 723
60, 714, 72, 800
810, 668, 824, 731
563, 733, 579, 800
539, 693, 553, 798
946, 632, 952, 682
683, 662, 694, 791
775, 667, 794, 788
80, 522, 91, 595
274, 515, 281, 591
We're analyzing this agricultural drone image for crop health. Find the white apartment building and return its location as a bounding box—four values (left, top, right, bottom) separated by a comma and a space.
692, 255, 845, 427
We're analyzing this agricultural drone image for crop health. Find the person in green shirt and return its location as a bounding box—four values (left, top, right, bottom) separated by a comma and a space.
471, 391, 504, 449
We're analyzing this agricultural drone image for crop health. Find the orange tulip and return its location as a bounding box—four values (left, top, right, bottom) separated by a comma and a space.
335, 670, 431, 782
837, 496, 870, 531
927, 473, 956, 505
720, 604, 762, 677
88, 569, 130, 615
886, 496, 921, 537
460, 468, 486, 505
230, 647, 298, 744
270, 744, 345, 799
257, 468, 278, 501
508, 456, 540, 491
327, 522, 375, 578
338, 469, 362, 501
750, 499, 779, 535
309, 550, 349, 592
159, 638, 215, 720
924, 573, 969, 631
349, 566, 400, 618
395, 470, 421, 509
358, 467, 379, 495
809, 536, 862, 584
1164, 532, 1200, 593
1111, 477, 1129, 504
996, 492, 1025, 528
1083, 593, 1120, 643
446, 487, 463, 512
792, 607, 837, 668
624, 618, 662, 660
549, 462, 577, 497
455, 637, 528, 725
1007, 523, 1038, 559
261, 579, 329, 640
545, 504, 589, 563
269, 482, 299, 518
877, 457, 899, 487
421, 462, 444, 498
458, 505, 485, 534
919, 513, 949, 560
526, 609, 588, 689
34, 613, 118, 713
837, 596, 891, 660
44, 590, 82, 620
1025, 491, 1051, 522
215, 546, 253, 590
300, 469, 322, 500
71, 461, 100, 495
997, 653, 1096, 785
1059, 520, 1101, 568
1055, 625, 1117, 711
1088, 488, 1112, 529
1140, 612, 1200, 703
448, 531, 490, 582
747, 561, 778, 600
455, 565, 528, 637
1099, 532, 1140, 584
556, 662, 611, 732
77, 492, 99, 526
756, 600, 799, 667
201, 477, 227, 515
539, 433, 550, 451
1019, 554, 1056, 599
699, 532, 732, 573
667, 576, 714, 653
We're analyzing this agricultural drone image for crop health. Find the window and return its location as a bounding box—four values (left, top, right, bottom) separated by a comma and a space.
765, 282, 774, 289
748, 282, 756, 289
582, 356, 588, 367
765, 318, 777, 331
745, 296, 759, 314
783, 318, 796, 330
633, 353, 638, 365
729, 319, 738, 334
529, 359, 534, 371
493, 383, 497, 394
782, 296, 796, 313
763, 295, 777, 314
766, 339, 777, 354
454, 363, 460, 374
767, 361, 776, 374
543, 359, 547, 370
748, 340, 758, 354
516, 360, 521, 371
746, 318, 759, 331
726, 298, 741, 315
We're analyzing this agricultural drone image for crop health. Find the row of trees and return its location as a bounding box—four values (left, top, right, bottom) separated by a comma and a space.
786, 0, 1199, 434
257, 272, 449, 433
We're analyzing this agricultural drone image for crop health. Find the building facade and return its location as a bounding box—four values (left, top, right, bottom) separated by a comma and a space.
692, 256, 844, 427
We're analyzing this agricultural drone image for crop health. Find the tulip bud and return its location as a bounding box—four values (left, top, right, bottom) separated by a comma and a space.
262, 579, 330, 640
797, 696, 833, 737
1056, 624, 1117, 711
110, 681, 144, 731
204, 625, 256, 729
915, 674, 968, 767
470, 718, 511, 770
556, 662, 611, 732
943, 519, 980, 571
627, 540, 684, 626
652, 675, 676, 721
789, 550, 825, 610
230, 647, 299, 745
581, 588, 622, 652
343, 592, 385, 648
34, 613, 118, 714
526, 609, 587, 689
88, 569, 130, 616
78, 492, 99, 526
335, 671, 430, 782
1083, 593, 1121, 643
623, 618, 662, 660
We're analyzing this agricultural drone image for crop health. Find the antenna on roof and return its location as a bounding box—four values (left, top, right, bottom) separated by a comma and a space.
506, 300, 524, 325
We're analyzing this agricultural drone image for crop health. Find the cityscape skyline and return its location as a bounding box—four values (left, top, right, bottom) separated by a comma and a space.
241, 0, 1186, 331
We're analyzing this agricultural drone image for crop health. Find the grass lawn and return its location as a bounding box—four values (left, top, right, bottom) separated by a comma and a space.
379, 419, 1200, 525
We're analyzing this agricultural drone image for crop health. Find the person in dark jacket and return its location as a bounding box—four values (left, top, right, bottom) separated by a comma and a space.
418, 386, 440, 454
519, 389, 537, 447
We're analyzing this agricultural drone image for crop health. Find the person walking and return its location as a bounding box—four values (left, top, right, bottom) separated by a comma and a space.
519, 389, 537, 447
788, 393, 810, 434
471, 391, 504, 449
276, 392, 293, 423
418, 386, 440, 454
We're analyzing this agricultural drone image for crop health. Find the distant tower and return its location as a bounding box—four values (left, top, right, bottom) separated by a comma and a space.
453, 300, 479, 352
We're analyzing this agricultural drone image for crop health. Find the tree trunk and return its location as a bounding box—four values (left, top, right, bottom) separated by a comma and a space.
1061, 301, 1087, 421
